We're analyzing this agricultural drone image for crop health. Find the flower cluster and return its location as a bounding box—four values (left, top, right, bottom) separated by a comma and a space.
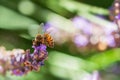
110, 0, 120, 20
10, 37, 48, 76
0, 47, 25, 75
109, 0, 120, 47
44, 16, 118, 53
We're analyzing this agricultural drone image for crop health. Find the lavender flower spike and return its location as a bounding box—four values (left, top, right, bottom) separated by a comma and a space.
10, 33, 50, 76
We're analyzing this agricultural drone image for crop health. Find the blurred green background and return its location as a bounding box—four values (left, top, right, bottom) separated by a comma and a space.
1, 0, 120, 80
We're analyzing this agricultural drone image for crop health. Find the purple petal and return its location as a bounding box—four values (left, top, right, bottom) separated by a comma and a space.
74, 35, 89, 47
12, 69, 24, 76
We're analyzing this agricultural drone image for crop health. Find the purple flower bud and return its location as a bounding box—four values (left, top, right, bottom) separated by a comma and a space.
39, 61, 44, 66
33, 44, 47, 52
12, 69, 24, 76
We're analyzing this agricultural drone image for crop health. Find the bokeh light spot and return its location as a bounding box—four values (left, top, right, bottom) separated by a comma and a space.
98, 42, 107, 51
18, 0, 35, 15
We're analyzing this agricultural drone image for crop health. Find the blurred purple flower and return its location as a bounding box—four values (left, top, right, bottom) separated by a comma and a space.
106, 35, 116, 47
44, 22, 54, 32
72, 16, 92, 35
103, 22, 116, 35
115, 14, 120, 20
74, 34, 89, 47
109, 0, 120, 20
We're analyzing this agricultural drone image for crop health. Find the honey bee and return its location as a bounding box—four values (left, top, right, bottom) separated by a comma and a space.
32, 23, 54, 48
43, 33, 54, 48
32, 34, 44, 46
32, 33, 54, 48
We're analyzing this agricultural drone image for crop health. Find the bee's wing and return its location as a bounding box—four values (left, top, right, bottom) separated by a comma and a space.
38, 23, 45, 34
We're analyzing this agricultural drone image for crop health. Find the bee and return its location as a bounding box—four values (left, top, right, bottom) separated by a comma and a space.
32, 33, 54, 48
32, 34, 44, 46
43, 33, 54, 48
32, 23, 54, 48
